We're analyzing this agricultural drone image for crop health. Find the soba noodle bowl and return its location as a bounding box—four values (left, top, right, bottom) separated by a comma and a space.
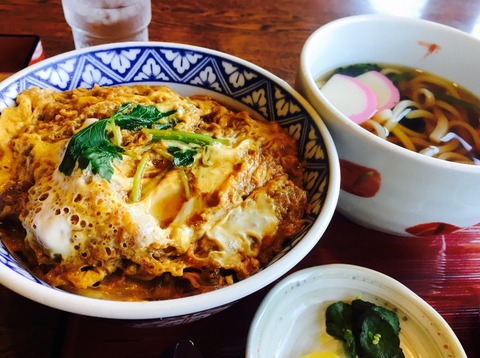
318, 64, 480, 165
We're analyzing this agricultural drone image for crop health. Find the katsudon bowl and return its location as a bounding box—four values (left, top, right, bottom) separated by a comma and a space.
0, 42, 339, 324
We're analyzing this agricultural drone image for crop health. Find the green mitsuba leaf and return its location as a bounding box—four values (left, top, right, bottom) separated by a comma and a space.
334, 63, 381, 77
432, 91, 480, 112
59, 119, 124, 178
78, 143, 124, 181
113, 103, 176, 130
168, 146, 198, 167
59, 103, 177, 181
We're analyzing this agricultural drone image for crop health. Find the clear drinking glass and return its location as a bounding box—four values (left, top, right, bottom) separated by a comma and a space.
61, 0, 152, 49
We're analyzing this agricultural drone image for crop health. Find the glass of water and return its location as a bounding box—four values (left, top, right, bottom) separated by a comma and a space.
61, 0, 152, 49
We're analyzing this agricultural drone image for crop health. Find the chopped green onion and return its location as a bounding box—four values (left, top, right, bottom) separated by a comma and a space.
131, 153, 150, 203
123, 149, 138, 158
147, 129, 230, 146
141, 167, 170, 197
108, 117, 122, 147
141, 145, 152, 153
178, 167, 191, 199
152, 147, 173, 160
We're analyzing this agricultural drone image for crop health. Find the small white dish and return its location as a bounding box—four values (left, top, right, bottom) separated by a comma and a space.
246, 264, 466, 357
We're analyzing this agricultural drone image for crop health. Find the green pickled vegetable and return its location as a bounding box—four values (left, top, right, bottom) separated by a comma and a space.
325, 298, 404, 358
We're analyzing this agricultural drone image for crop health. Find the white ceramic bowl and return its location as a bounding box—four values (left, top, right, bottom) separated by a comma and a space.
0, 42, 340, 323
296, 14, 480, 236
246, 264, 467, 357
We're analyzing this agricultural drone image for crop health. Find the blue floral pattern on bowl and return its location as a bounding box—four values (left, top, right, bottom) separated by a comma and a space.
0, 43, 331, 296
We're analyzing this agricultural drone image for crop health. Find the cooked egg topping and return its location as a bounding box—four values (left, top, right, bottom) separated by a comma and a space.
0, 85, 307, 300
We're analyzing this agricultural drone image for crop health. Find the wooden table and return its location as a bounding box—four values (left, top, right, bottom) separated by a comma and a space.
1, 0, 479, 357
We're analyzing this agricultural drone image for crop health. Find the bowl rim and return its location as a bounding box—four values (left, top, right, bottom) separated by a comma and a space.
300, 14, 480, 174
0, 41, 340, 320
